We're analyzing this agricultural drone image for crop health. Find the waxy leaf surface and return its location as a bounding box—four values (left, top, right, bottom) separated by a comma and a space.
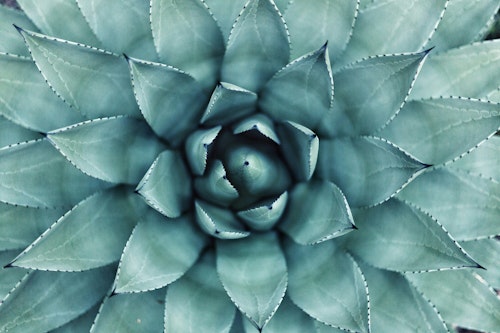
0, 5, 38, 55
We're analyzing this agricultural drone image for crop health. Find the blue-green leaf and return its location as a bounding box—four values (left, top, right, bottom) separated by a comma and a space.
200, 82, 257, 126
347, 198, 477, 272
127, 57, 208, 147
259, 44, 333, 131
0, 5, 38, 56
233, 114, 280, 144
76, 0, 157, 60
452, 135, 500, 182
0, 116, 41, 149
411, 40, 500, 100
91, 290, 164, 333
0, 139, 107, 208
0, 53, 84, 132
136, 150, 192, 219
150, 0, 224, 89
360, 263, 448, 333
0, 266, 114, 333
285, 0, 358, 61
194, 200, 249, 239
316, 136, 426, 207
165, 251, 236, 333
217, 232, 287, 330
237, 191, 287, 231
280, 180, 354, 245
0, 250, 28, 301
18, 29, 138, 118
285, 239, 369, 333
277, 121, 319, 181
460, 238, 500, 289
48, 116, 164, 185
378, 97, 500, 165
221, 0, 290, 92
406, 269, 500, 332
204, 0, 247, 42
17, 0, 101, 46
10, 188, 145, 272
51, 305, 99, 333
319, 52, 428, 137
194, 160, 239, 207
398, 167, 500, 241
114, 211, 206, 293
185, 126, 222, 176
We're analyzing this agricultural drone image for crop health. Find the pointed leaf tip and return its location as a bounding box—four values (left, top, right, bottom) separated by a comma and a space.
12, 23, 23, 34
3, 262, 13, 269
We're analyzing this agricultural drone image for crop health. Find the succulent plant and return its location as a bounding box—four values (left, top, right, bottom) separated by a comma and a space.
0, 0, 500, 332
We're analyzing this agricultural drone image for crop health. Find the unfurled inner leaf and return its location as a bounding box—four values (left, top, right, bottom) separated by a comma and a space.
217, 232, 287, 330
185, 126, 222, 176
194, 200, 249, 239
316, 136, 426, 207
233, 114, 280, 144
280, 180, 354, 245
347, 198, 478, 272
48, 116, 165, 185
114, 212, 206, 293
237, 191, 287, 231
221, 0, 290, 92
194, 160, 239, 207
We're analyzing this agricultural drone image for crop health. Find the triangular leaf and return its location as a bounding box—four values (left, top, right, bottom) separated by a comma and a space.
378, 97, 500, 164
397, 167, 500, 241
150, 0, 224, 89
0, 266, 114, 333
127, 56, 208, 147
259, 44, 333, 131
0, 5, 38, 56
280, 180, 354, 245
452, 135, 500, 182
319, 52, 428, 137
194, 160, 239, 208
237, 191, 287, 231
0, 139, 107, 208
76, 0, 157, 60
216, 232, 287, 330
285, 239, 370, 333
204, 0, 247, 42
347, 198, 477, 272
194, 200, 249, 239
185, 126, 222, 176
91, 290, 165, 333
10, 188, 145, 272
136, 150, 192, 219
114, 211, 206, 293
233, 114, 280, 144
221, 0, 290, 92
48, 116, 165, 184
165, 251, 236, 333
316, 136, 426, 207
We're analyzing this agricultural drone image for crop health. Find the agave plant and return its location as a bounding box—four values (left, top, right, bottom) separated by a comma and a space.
0, 0, 499, 332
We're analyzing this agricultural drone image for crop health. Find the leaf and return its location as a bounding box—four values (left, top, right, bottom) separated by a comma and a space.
319, 51, 428, 137
406, 269, 500, 332
113, 211, 206, 293
0, 266, 114, 333
127, 56, 208, 147
285, 239, 370, 333
452, 135, 500, 182
221, 0, 290, 92
165, 251, 236, 333
216, 232, 287, 330
359, 262, 448, 333
338, 0, 447, 67
259, 44, 333, 131
0, 116, 41, 149
18, 29, 138, 119
200, 82, 257, 126
411, 40, 500, 100
51, 305, 99, 333
150, 0, 224, 88
347, 198, 477, 272
285, 0, 358, 61
397, 167, 500, 241
0, 139, 107, 209
91, 290, 165, 333
460, 238, 500, 289
136, 150, 192, 219
0, 5, 38, 56
194, 200, 249, 239
194, 160, 239, 208
0, 250, 28, 301
237, 191, 287, 231
17, 0, 101, 46
242, 296, 317, 333
204, 0, 247, 42
316, 136, 426, 207
48, 116, 165, 185
185, 126, 222, 176
378, 97, 500, 165
280, 180, 354, 245
233, 114, 280, 144
0, 53, 84, 132
276, 121, 319, 181
76, 0, 157, 60
426, 0, 500, 51
314, 322, 348, 333
10, 188, 145, 272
